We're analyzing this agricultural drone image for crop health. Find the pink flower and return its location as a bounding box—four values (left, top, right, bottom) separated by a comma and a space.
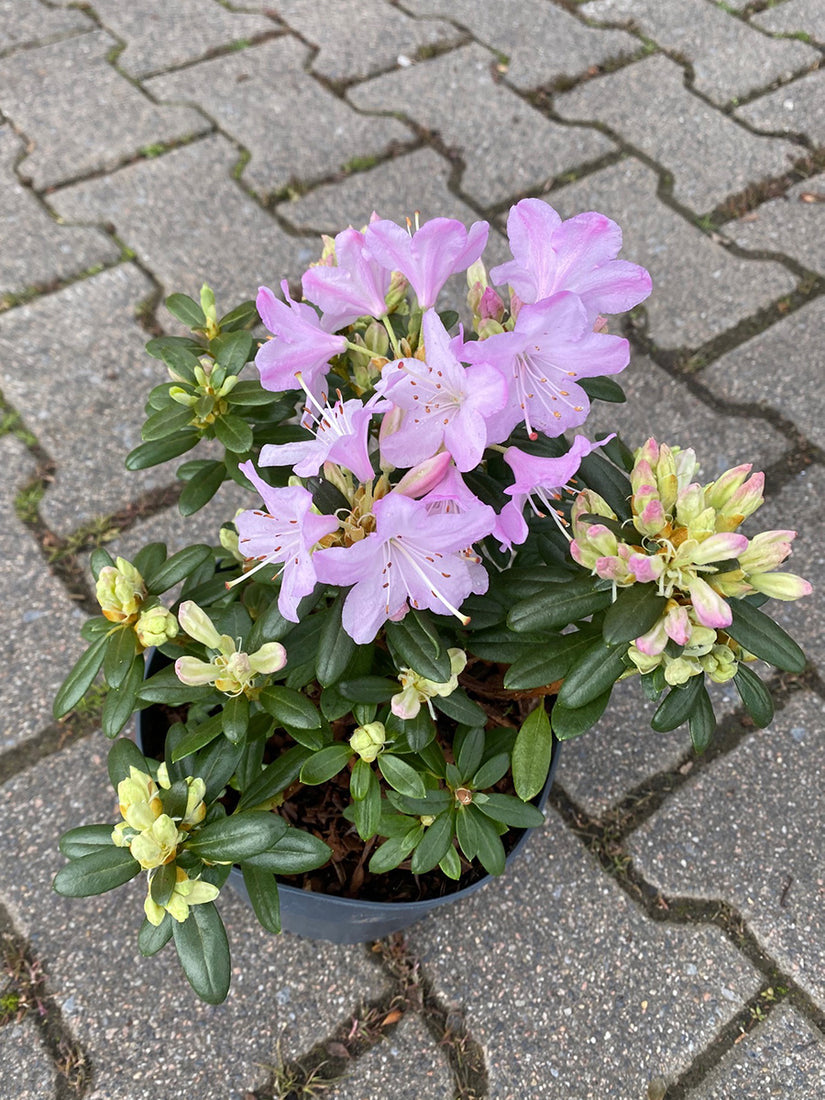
259, 393, 379, 485
301, 227, 391, 330
255, 283, 346, 404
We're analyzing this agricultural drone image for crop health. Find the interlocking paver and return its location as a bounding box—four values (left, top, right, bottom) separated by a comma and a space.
630, 693, 825, 1008
272, 0, 461, 81
0, 735, 389, 1100
725, 172, 825, 275
702, 296, 825, 453
752, 0, 825, 46
50, 135, 308, 302
401, 0, 639, 91
542, 158, 797, 349
684, 1004, 825, 1099
555, 54, 801, 214
0, 126, 119, 298
0, 266, 174, 537
0, 1020, 56, 1099
581, 0, 818, 106
328, 1013, 453, 1099
406, 813, 761, 1099
0, 437, 85, 748
735, 68, 825, 147
0, 30, 209, 190
145, 36, 411, 201
348, 43, 615, 207
0, 0, 89, 54
81, 0, 276, 78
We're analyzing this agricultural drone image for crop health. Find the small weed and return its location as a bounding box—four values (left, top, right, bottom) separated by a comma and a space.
261, 1033, 346, 1099
14, 479, 46, 524
343, 154, 378, 174
140, 143, 167, 159
233, 149, 252, 180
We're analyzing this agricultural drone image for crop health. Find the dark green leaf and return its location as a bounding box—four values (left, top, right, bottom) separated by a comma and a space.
185, 811, 287, 861
471, 752, 510, 791
508, 580, 612, 634
503, 631, 595, 690
733, 663, 774, 728
104, 626, 139, 690
138, 914, 173, 957
243, 827, 331, 875
218, 299, 259, 331
259, 685, 322, 730
238, 745, 311, 810
146, 336, 201, 378
578, 376, 626, 403
165, 293, 206, 328
149, 861, 179, 907
178, 461, 226, 516
557, 638, 627, 709
211, 330, 254, 373
727, 600, 807, 673
53, 847, 140, 897
350, 757, 373, 801
338, 676, 397, 703
53, 632, 109, 718
352, 775, 381, 839
137, 664, 215, 706
126, 432, 199, 471
132, 542, 167, 580
577, 452, 632, 519
108, 737, 149, 787
475, 793, 544, 828
193, 735, 244, 803
101, 656, 145, 739
456, 727, 485, 783
689, 684, 716, 753
315, 594, 357, 687
214, 414, 254, 454
469, 806, 506, 875
170, 713, 224, 761
432, 689, 486, 727
385, 612, 450, 682
141, 403, 197, 442
410, 813, 454, 874
512, 704, 553, 801
89, 548, 115, 579
240, 865, 281, 933
551, 690, 612, 740
439, 846, 462, 880
368, 827, 423, 874
468, 628, 546, 665
602, 584, 668, 646
378, 754, 427, 798
221, 693, 249, 745
455, 804, 478, 861
651, 675, 705, 732
144, 544, 213, 594
227, 380, 276, 407
173, 902, 231, 1004
59, 824, 116, 859
299, 743, 352, 785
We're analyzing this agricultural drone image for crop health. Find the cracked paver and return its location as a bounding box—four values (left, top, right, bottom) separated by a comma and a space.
735, 68, 825, 147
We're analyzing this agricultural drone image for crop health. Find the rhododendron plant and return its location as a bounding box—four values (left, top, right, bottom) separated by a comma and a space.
53, 200, 809, 1003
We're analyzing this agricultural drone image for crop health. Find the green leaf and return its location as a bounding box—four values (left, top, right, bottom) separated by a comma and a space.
557, 638, 626, 709
211, 330, 254, 373
165, 293, 206, 328
240, 865, 281, 933
243, 827, 331, 875
132, 542, 167, 580
141, 403, 197, 442
378, 754, 427, 798
368, 828, 423, 874
101, 656, 145, 739
350, 757, 373, 801
170, 713, 223, 761
651, 675, 705, 732
472, 752, 510, 791
727, 600, 807, 673
214, 414, 254, 454
58, 824, 116, 859
439, 846, 462, 880
689, 684, 716, 753
103, 626, 139, 690
508, 580, 612, 634
259, 685, 322, 730
218, 299, 259, 331
432, 689, 486, 727
146, 336, 201, 378
149, 861, 179, 907
410, 813, 454, 874
138, 664, 214, 707
53, 847, 140, 897
475, 793, 544, 829
577, 452, 632, 519
338, 676, 397, 704
299, 743, 353, 785
385, 612, 451, 682
89, 548, 115, 579
315, 594, 357, 687
352, 775, 381, 839
144, 543, 213, 594
503, 632, 595, 691
469, 806, 506, 876
221, 693, 249, 745
456, 727, 484, 783
602, 584, 668, 646
468, 628, 546, 664
107, 737, 149, 787
455, 804, 479, 861
194, 735, 245, 803
178, 460, 226, 516
733, 663, 774, 728
126, 432, 199, 471
173, 902, 231, 1004
512, 704, 553, 801
53, 632, 109, 718
551, 690, 612, 740
185, 811, 287, 862
578, 376, 626, 403
227, 380, 276, 407
138, 914, 173, 957
238, 745, 311, 811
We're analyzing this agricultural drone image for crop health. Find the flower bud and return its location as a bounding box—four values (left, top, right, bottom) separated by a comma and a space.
384, 270, 409, 313
177, 601, 223, 649
96, 558, 146, 624
364, 320, 389, 360
393, 452, 452, 498
349, 721, 387, 763
135, 604, 179, 649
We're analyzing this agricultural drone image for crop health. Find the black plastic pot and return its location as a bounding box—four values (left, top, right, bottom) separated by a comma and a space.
136, 650, 560, 944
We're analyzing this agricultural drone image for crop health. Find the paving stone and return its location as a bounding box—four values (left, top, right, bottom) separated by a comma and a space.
273, 0, 461, 82
50, 134, 309, 303
752, 0, 825, 46
0, 0, 89, 54
348, 43, 615, 207
735, 68, 825, 147
0, 735, 389, 1100
580, 0, 818, 106
0, 1019, 56, 1099
327, 1013, 453, 1100
542, 158, 797, 349
405, 812, 761, 1099
630, 692, 825, 1008
83, 0, 276, 78
0, 125, 119, 299
555, 55, 801, 214
0, 31, 209, 190
685, 1003, 825, 1099
0, 437, 85, 748
145, 37, 411, 202
0, 265, 177, 537
725, 173, 825, 275
702, 296, 825, 452
402, 0, 639, 92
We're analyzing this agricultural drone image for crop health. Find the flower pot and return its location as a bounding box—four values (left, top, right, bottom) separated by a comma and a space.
136, 649, 560, 945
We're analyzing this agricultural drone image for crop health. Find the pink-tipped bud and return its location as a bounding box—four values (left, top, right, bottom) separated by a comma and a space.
394, 452, 453, 498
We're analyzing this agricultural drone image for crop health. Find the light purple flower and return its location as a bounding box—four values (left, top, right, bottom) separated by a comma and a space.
301, 227, 391, 330
234, 461, 339, 621
313, 491, 495, 643
259, 393, 379, 484
364, 216, 489, 310
462, 292, 629, 440
376, 309, 507, 472
490, 198, 652, 320
255, 282, 346, 404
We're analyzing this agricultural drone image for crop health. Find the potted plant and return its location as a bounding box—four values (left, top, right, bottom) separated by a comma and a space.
52, 200, 811, 1004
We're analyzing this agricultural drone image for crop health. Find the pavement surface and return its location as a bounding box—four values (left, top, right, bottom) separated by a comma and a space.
0, 2, 823, 1098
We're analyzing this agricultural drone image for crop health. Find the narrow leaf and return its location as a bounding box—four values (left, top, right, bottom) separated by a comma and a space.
557, 639, 626, 709
53, 847, 140, 897
378, 754, 427, 799
602, 584, 668, 646
144, 544, 213, 594
173, 902, 231, 1004
240, 865, 281, 933
299, 743, 353, 785
53, 633, 108, 718
727, 600, 807, 673
651, 675, 704, 732
512, 704, 553, 801
733, 664, 774, 729
550, 690, 611, 740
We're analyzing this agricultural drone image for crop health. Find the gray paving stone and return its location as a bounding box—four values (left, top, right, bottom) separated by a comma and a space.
752, 0, 825, 46
0, 1019, 56, 1099
0, 735, 389, 1100
630, 692, 825, 1008
327, 1013, 453, 1100
702, 296, 825, 452
0, 125, 119, 299
725, 173, 825, 275
0, 0, 89, 54
402, 0, 639, 92
348, 42, 615, 207
736, 68, 825, 146
544, 158, 797, 349
685, 1003, 825, 1100
273, 0, 461, 81
0, 30, 209, 190
0, 436, 85, 747
50, 134, 309, 303
555, 54, 801, 214
145, 36, 411, 202
581, 0, 818, 106
0, 265, 175, 537
84, 0, 276, 78
406, 813, 761, 1099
